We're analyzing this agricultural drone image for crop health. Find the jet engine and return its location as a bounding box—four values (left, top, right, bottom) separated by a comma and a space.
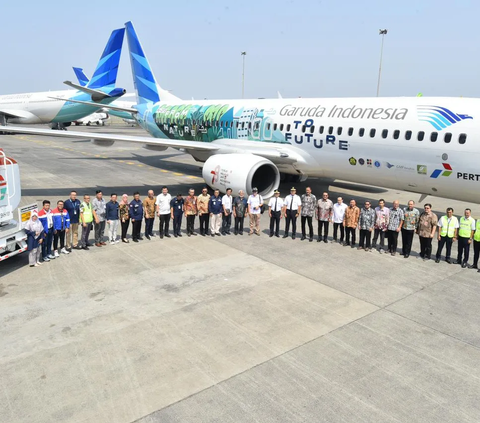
202, 154, 280, 197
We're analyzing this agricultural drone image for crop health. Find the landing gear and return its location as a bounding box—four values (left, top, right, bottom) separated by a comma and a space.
0, 114, 8, 135
280, 173, 306, 183
51, 122, 68, 131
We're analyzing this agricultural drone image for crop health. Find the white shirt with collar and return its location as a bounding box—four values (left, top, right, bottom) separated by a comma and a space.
46, 210, 53, 228
268, 196, 284, 212
284, 194, 301, 211
333, 202, 348, 223
222, 194, 233, 212
155, 193, 172, 215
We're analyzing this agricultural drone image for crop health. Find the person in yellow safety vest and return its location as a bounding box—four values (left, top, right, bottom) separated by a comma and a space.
455, 208, 475, 268
435, 208, 458, 264
79, 195, 98, 250
471, 218, 480, 271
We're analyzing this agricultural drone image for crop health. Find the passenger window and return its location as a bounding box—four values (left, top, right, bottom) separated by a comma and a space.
319, 126, 324, 134
430, 132, 438, 142
337, 127, 342, 135
405, 130, 412, 140
459, 133, 467, 144
382, 129, 388, 139
301, 125, 306, 133
393, 130, 400, 139
273, 123, 277, 131
310, 125, 315, 133
370, 128, 376, 138
444, 132, 451, 143
359, 128, 365, 137
348, 127, 353, 136
267, 123, 271, 130
241, 122, 245, 129
286, 124, 291, 131
280, 124, 284, 131
417, 131, 424, 141
328, 126, 333, 135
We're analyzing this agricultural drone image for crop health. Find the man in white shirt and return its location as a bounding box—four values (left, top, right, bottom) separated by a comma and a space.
221, 188, 233, 235
268, 189, 284, 237
247, 187, 263, 236
283, 187, 302, 240
155, 186, 172, 239
332, 197, 348, 243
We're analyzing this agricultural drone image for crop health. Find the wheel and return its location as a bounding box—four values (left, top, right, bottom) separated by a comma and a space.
86, 122, 90, 126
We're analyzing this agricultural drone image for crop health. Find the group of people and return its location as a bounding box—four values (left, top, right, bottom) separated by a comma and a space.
24, 186, 480, 272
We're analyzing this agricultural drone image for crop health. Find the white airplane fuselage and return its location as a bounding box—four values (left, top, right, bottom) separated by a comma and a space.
132, 96, 479, 203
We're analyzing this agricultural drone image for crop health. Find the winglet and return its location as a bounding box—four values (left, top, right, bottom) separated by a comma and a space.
87, 28, 125, 89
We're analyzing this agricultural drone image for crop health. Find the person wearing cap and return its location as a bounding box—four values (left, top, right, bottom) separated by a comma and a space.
283, 187, 301, 239
221, 187, 233, 235
247, 187, 263, 236
233, 190, 248, 235
170, 193, 185, 237
268, 190, 284, 237
209, 189, 223, 236
197, 187, 211, 236
300, 187, 316, 242
316, 192, 333, 243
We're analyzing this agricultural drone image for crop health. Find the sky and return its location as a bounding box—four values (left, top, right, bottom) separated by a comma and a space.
1, 0, 478, 99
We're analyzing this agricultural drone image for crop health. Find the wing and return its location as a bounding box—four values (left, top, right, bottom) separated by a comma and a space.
1, 125, 219, 151
48, 96, 138, 114
1, 125, 301, 164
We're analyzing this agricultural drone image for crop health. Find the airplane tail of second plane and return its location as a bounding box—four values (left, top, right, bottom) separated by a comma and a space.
125, 21, 179, 105
73, 67, 89, 87
86, 28, 125, 90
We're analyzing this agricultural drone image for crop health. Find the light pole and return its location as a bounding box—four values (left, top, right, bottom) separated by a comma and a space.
376, 29, 387, 97
241, 51, 246, 98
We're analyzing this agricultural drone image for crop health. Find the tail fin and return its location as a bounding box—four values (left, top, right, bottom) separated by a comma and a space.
87, 28, 125, 89
125, 21, 179, 104
73, 67, 89, 87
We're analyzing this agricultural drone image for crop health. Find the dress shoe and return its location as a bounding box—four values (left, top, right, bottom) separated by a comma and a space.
282, 234, 288, 238
239, 232, 243, 235
269, 234, 273, 237
188, 233, 191, 237
192, 233, 197, 236
95, 243, 102, 247
435, 259, 440, 263
468, 264, 478, 269
138, 237, 143, 241
461, 263, 467, 268
292, 235, 296, 240
178, 234, 182, 237
404, 254, 409, 258
165, 234, 171, 238
82, 246, 89, 251
133, 239, 138, 242
323, 239, 328, 243
145, 235, 151, 240
100, 242, 107, 246
122, 239, 129, 243
309, 238, 313, 242
446, 259, 452, 264
275, 234, 280, 238
301, 236, 306, 241
160, 235, 164, 239
317, 238, 321, 242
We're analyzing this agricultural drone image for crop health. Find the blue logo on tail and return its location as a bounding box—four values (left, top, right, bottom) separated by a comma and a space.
125, 21, 160, 104
87, 28, 125, 89
417, 105, 473, 131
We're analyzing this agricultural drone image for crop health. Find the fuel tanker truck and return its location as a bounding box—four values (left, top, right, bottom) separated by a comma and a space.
0, 149, 37, 262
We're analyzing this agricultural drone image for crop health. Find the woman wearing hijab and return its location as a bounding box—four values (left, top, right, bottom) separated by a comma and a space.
25, 211, 44, 267
119, 194, 130, 243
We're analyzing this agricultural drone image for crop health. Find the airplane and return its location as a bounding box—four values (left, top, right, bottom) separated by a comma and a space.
2, 21, 479, 204
0, 28, 126, 129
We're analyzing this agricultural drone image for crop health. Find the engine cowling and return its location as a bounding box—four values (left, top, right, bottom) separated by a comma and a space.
202, 154, 280, 198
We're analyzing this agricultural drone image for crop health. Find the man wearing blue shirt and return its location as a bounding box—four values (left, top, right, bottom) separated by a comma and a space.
129, 192, 144, 242
64, 191, 81, 251
106, 193, 120, 244
170, 193, 185, 237
209, 189, 223, 236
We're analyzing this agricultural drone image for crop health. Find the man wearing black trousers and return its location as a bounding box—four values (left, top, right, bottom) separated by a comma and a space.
283, 187, 301, 240
129, 192, 144, 243
268, 190, 284, 237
